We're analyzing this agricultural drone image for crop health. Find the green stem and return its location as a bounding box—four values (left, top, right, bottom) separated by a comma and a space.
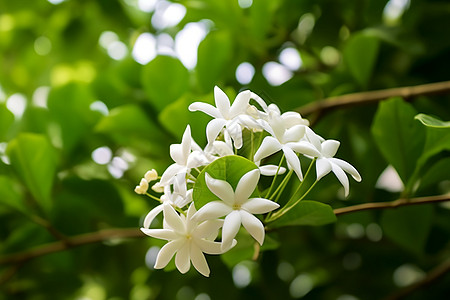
146, 192, 162, 202
271, 169, 293, 201
265, 159, 317, 223
264, 154, 285, 199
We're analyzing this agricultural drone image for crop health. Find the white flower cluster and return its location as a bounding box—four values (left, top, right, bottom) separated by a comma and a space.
136, 86, 361, 277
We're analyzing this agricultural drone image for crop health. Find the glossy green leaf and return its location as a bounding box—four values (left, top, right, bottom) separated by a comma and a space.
415, 113, 450, 128
0, 104, 14, 141
268, 200, 336, 228
141, 55, 189, 111
381, 205, 433, 255
196, 31, 233, 92
193, 155, 258, 209
6, 133, 57, 213
371, 97, 426, 186
343, 32, 380, 87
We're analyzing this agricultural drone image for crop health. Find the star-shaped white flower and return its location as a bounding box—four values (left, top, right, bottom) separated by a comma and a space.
141, 203, 231, 277
159, 125, 205, 186
194, 169, 279, 251
314, 139, 362, 197
254, 108, 320, 181
188, 86, 259, 149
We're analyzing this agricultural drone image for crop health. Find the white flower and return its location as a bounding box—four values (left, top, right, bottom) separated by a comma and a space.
189, 86, 259, 149
141, 203, 232, 277
314, 139, 362, 197
143, 175, 193, 229
134, 178, 148, 194
194, 170, 279, 251
159, 125, 204, 186
254, 108, 319, 181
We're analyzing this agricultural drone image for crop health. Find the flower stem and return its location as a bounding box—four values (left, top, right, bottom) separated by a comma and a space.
146, 193, 162, 202
264, 154, 285, 199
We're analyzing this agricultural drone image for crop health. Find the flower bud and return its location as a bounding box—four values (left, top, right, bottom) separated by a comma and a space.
144, 169, 158, 182
151, 182, 164, 193
134, 178, 149, 194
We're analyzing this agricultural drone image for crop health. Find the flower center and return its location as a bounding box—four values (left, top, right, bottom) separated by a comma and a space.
232, 204, 241, 210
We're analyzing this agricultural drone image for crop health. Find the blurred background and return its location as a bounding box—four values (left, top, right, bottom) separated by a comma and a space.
1, 0, 449, 299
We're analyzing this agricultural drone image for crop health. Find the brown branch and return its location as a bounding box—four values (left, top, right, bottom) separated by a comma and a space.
384, 259, 450, 300
0, 228, 144, 266
333, 194, 450, 216
297, 80, 450, 116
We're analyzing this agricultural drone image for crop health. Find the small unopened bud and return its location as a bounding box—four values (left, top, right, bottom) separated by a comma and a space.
151, 182, 164, 193
134, 178, 149, 194
144, 169, 158, 182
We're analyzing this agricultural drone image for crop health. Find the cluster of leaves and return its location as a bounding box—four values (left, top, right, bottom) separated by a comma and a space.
1, 0, 449, 299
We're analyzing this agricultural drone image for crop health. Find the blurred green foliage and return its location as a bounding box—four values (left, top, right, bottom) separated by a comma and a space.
1, 0, 450, 299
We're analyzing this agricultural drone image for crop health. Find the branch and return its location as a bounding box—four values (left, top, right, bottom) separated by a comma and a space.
297, 80, 450, 116
0, 228, 144, 266
384, 259, 450, 300
333, 194, 450, 216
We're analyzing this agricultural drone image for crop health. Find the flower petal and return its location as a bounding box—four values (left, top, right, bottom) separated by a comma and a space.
240, 211, 265, 245
188, 102, 221, 119
235, 169, 260, 205
159, 163, 186, 186
316, 158, 332, 181
175, 242, 191, 274
287, 141, 321, 157
214, 86, 231, 119
162, 203, 185, 234
283, 125, 305, 143
283, 146, 303, 181
154, 239, 184, 269
140, 228, 177, 240
331, 162, 350, 197
330, 158, 362, 182
226, 121, 243, 149
305, 126, 322, 151
259, 165, 286, 176
206, 118, 227, 145
205, 173, 235, 206
193, 201, 232, 222
241, 198, 279, 214
230, 90, 251, 117
142, 204, 164, 228
221, 211, 241, 251
190, 243, 210, 277
195, 238, 227, 254
321, 140, 340, 158
194, 219, 224, 239
254, 136, 282, 162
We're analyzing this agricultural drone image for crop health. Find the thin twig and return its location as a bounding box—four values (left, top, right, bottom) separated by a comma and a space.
333, 194, 450, 216
0, 228, 144, 266
297, 80, 450, 116
383, 259, 450, 300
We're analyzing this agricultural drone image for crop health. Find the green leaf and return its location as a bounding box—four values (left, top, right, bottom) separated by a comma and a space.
371, 97, 426, 187
343, 32, 380, 87
418, 157, 450, 191
0, 104, 14, 141
141, 55, 189, 111
193, 155, 258, 209
6, 133, 57, 213
415, 113, 450, 128
381, 205, 433, 255
196, 31, 233, 92
158, 94, 213, 145
0, 175, 26, 213
268, 200, 336, 228
47, 82, 100, 152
